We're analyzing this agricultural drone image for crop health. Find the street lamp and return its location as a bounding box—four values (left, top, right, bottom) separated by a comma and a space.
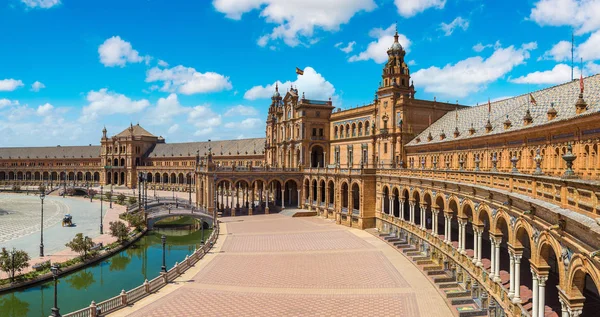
100, 185, 104, 234
187, 172, 192, 205
161, 235, 167, 273
50, 265, 60, 317
138, 172, 142, 210
40, 192, 45, 257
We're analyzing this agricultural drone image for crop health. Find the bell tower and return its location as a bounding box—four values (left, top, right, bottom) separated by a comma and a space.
379, 30, 414, 97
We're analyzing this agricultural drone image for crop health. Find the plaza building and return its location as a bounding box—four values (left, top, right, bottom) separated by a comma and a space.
2, 32, 600, 316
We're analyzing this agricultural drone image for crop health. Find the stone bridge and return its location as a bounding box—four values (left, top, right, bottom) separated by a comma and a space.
145, 206, 214, 229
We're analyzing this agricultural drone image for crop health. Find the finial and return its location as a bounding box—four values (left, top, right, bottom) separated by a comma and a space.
302, 92, 305, 99
275, 83, 278, 92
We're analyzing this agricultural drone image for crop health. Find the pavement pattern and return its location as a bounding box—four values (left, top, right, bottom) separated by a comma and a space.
114, 214, 453, 317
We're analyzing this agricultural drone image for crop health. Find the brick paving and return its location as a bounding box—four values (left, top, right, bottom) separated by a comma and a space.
119, 215, 453, 317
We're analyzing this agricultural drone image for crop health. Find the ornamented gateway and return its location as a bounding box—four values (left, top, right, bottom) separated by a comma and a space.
2, 32, 600, 316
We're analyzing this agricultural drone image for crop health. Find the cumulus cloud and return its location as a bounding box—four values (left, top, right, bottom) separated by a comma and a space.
187, 104, 223, 136
412, 42, 537, 97
539, 40, 572, 61
30, 81, 46, 92
167, 124, 180, 134
213, 0, 377, 47
98, 36, 149, 67
36, 103, 54, 116
530, 0, 600, 34
577, 30, 600, 61
157, 60, 169, 67
440, 17, 469, 36
144, 93, 191, 125
510, 64, 580, 84
244, 66, 336, 103
80, 88, 150, 122
21, 0, 60, 9
224, 118, 263, 129
146, 65, 232, 95
335, 41, 356, 53
0, 79, 24, 91
349, 24, 410, 63
394, 0, 446, 18
0, 99, 19, 109
224, 105, 259, 117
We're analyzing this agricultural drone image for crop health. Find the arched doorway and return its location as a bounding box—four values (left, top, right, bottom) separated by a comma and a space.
311, 145, 324, 168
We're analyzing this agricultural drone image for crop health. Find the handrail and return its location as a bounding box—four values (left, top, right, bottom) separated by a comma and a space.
63, 225, 220, 317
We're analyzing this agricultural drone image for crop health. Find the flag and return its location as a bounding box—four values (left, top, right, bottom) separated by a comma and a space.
580, 73, 584, 93
295, 67, 304, 75
529, 93, 537, 105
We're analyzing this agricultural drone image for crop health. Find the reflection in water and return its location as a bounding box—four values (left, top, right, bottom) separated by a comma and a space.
0, 293, 29, 317
0, 227, 209, 317
66, 270, 95, 291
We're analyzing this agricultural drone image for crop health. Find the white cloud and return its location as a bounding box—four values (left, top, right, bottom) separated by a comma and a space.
0, 79, 24, 91
335, 41, 356, 53
586, 61, 600, 74
225, 118, 263, 129
80, 88, 150, 122
0, 99, 19, 108
408, 60, 416, 66
157, 60, 169, 67
224, 105, 259, 117
349, 24, 411, 63
144, 93, 190, 125
167, 124, 180, 134
510, 64, 580, 84
539, 40, 572, 61
146, 65, 232, 95
394, 0, 446, 18
412, 42, 537, 97
98, 36, 148, 67
473, 43, 490, 52
577, 30, 600, 61
530, 0, 600, 34
244, 66, 336, 103
36, 103, 54, 116
188, 104, 222, 137
30, 81, 46, 92
440, 17, 469, 36
21, 0, 60, 9
213, 0, 377, 47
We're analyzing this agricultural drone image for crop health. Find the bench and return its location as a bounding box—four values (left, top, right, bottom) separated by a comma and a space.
32, 260, 51, 271
90, 242, 103, 251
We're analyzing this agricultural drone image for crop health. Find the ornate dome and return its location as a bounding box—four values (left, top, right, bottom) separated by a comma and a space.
272, 83, 281, 99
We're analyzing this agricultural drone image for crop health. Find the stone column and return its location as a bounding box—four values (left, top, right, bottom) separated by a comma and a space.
265, 188, 270, 214
494, 237, 501, 282
421, 206, 426, 230
297, 189, 301, 208
444, 214, 451, 243
489, 236, 496, 280
472, 226, 479, 264
476, 230, 483, 266
381, 193, 385, 214
281, 189, 285, 209
432, 208, 439, 235
531, 270, 539, 317
457, 219, 463, 252
508, 250, 515, 298
399, 199, 404, 220
460, 220, 467, 254
409, 202, 415, 224
389, 196, 394, 217
512, 254, 522, 303
538, 275, 547, 317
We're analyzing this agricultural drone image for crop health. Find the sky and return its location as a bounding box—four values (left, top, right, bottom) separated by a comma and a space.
1, 0, 600, 147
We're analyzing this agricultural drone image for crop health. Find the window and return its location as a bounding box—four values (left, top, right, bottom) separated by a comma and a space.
384, 143, 388, 154
312, 128, 317, 136
316, 111, 320, 117
319, 128, 323, 136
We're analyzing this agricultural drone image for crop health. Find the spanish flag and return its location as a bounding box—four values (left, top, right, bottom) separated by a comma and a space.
529, 93, 537, 105
295, 67, 304, 75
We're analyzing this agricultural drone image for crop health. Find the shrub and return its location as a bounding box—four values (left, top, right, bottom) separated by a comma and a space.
109, 221, 129, 243
65, 234, 95, 260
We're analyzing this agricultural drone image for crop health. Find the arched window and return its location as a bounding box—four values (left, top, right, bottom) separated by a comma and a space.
365, 121, 370, 135
358, 122, 363, 136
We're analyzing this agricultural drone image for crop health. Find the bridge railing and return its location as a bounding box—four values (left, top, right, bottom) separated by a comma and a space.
63, 224, 220, 317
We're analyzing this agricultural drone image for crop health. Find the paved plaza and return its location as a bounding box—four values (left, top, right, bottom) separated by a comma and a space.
112, 214, 453, 317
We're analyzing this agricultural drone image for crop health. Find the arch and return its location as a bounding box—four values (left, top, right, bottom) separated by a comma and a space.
284, 179, 298, 207
319, 179, 326, 204
154, 172, 160, 183
170, 173, 176, 184
351, 183, 360, 213
566, 255, 600, 311
303, 179, 310, 202
162, 173, 169, 184
311, 179, 318, 203
327, 180, 335, 208
512, 219, 534, 250
147, 173, 153, 183
178, 173, 184, 184
120, 158, 125, 167
474, 204, 491, 227
311, 145, 324, 168
341, 182, 349, 210
383, 186, 390, 214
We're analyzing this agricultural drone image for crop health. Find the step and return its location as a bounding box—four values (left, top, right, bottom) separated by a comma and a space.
416, 259, 434, 266
401, 248, 418, 254
395, 244, 413, 249
434, 276, 456, 283
422, 265, 443, 271
456, 306, 488, 317
437, 282, 459, 289
411, 256, 429, 262
445, 289, 471, 298
384, 237, 401, 242
392, 241, 408, 246
427, 270, 447, 276
451, 297, 475, 306
404, 249, 420, 255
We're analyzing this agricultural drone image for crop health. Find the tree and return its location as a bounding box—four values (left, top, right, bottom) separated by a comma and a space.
11, 185, 21, 192
38, 185, 46, 194
109, 221, 129, 243
128, 196, 137, 205
126, 213, 146, 231
88, 189, 97, 199
117, 193, 126, 205
105, 192, 112, 203
66, 187, 75, 196
65, 233, 95, 260
0, 248, 31, 282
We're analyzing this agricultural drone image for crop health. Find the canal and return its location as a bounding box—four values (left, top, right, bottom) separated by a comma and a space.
0, 226, 210, 317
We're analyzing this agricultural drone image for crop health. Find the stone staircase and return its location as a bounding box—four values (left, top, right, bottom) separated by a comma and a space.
375, 232, 488, 317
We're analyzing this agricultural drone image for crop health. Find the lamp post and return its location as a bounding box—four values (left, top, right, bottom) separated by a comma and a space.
188, 172, 192, 205
161, 235, 167, 273
62, 170, 66, 198
138, 172, 142, 209
50, 265, 60, 317
40, 192, 45, 257
100, 185, 104, 234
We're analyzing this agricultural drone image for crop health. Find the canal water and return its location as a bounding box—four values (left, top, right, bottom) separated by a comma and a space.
0, 227, 210, 317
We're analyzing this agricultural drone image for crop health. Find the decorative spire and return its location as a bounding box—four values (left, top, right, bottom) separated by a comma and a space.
547, 102, 558, 120
523, 108, 533, 125
469, 123, 475, 135
503, 114, 512, 129
576, 69, 587, 114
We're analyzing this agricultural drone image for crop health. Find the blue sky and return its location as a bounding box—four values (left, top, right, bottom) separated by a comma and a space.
1, 0, 600, 147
